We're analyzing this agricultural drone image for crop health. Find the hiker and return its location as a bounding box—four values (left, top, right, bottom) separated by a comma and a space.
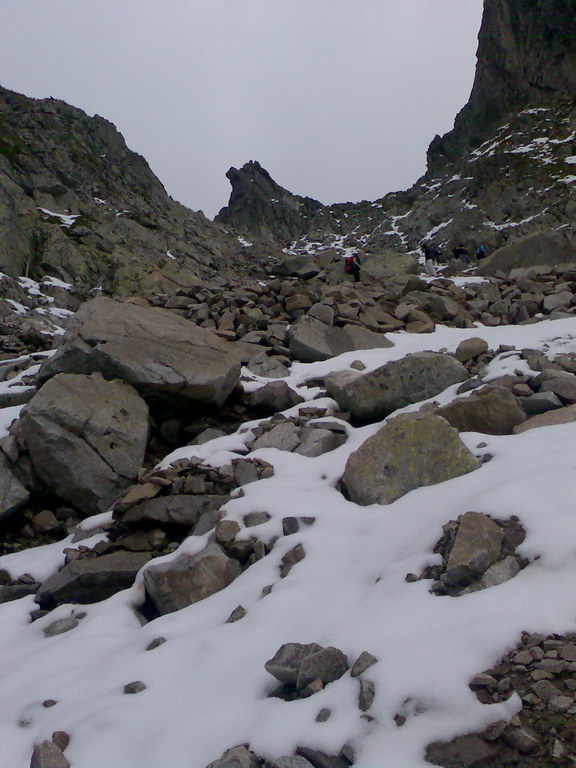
421, 243, 437, 277
451, 245, 468, 262
476, 244, 487, 260
344, 251, 362, 282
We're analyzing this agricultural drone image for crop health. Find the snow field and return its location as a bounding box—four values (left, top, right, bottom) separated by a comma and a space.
0, 317, 575, 767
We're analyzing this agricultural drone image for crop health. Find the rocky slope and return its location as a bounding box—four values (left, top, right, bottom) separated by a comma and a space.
1, 1, 576, 766
0, 86, 262, 295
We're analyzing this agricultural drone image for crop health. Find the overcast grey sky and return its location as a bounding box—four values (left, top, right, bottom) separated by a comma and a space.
1, 0, 483, 218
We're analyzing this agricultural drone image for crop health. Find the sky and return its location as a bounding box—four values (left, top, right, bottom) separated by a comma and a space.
0, 0, 484, 218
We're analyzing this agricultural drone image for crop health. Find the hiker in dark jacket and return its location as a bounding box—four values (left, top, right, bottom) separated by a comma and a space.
345, 251, 362, 282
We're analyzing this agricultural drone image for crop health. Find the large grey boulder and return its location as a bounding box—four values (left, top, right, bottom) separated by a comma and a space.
0, 454, 29, 520
445, 512, 504, 586
342, 413, 481, 506
143, 542, 241, 615
36, 551, 151, 608
436, 386, 527, 435
38, 297, 248, 406
21, 373, 149, 515
477, 231, 576, 276
326, 352, 468, 422
288, 316, 393, 363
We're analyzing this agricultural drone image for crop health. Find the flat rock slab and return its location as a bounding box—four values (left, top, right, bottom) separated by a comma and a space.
288, 315, 393, 363
343, 412, 481, 506
326, 352, 468, 422
121, 494, 228, 527
143, 542, 241, 615
38, 297, 249, 406
436, 385, 527, 435
21, 373, 149, 515
513, 405, 576, 433
36, 551, 151, 608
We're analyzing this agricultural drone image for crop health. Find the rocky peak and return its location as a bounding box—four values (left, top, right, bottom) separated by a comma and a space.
216, 160, 337, 244
428, 0, 576, 168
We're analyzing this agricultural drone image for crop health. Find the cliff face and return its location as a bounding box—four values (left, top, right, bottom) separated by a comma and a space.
0, 86, 248, 293
429, 0, 576, 168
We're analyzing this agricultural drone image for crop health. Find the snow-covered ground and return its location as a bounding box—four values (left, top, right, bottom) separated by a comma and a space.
0, 313, 575, 768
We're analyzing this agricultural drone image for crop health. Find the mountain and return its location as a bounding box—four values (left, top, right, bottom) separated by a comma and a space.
217, 0, 575, 264
0, 86, 253, 295
1, 2, 576, 768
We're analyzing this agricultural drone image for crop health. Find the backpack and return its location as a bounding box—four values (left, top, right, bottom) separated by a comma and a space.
344, 256, 354, 273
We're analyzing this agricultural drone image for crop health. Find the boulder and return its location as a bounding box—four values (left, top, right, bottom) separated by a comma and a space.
38, 297, 248, 406
436, 386, 527, 435
249, 381, 304, 413
454, 337, 489, 364
21, 373, 149, 515
265, 642, 349, 691
342, 413, 481, 506
143, 542, 241, 615
445, 512, 504, 586
513, 405, 576, 433
477, 231, 576, 276
0, 454, 29, 520
294, 427, 346, 457
275, 255, 320, 279
288, 316, 392, 363
326, 352, 468, 422
36, 551, 151, 608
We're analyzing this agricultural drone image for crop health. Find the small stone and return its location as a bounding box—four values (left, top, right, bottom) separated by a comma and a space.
548, 695, 573, 711
350, 360, 366, 371
513, 650, 533, 665
503, 725, 540, 753
43, 617, 79, 638
30, 741, 70, 768
469, 672, 497, 688
32, 510, 61, 533
146, 637, 166, 651
226, 605, 247, 623
358, 678, 375, 711
560, 644, 576, 661
215, 520, 241, 545
243, 511, 271, 527
299, 679, 324, 698
282, 517, 299, 535
315, 708, 332, 722
124, 681, 146, 694
350, 651, 378, 678
280, 544, 305, 577
51, 732, 70, 752
42, 700, 58, 708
